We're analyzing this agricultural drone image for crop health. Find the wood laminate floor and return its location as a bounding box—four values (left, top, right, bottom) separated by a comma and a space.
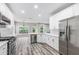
16, 43, 59, 55
31, 43, 59, 55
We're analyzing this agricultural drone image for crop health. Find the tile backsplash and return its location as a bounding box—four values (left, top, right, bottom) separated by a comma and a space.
0, 27, 14, 37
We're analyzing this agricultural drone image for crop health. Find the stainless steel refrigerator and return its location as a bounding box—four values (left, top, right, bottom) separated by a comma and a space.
59, 16, 79, 55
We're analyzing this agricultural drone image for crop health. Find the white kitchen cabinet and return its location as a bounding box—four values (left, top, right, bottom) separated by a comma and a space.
49, 15, 59, 31
41, 34, 45, 43
46, 36, 50, 45
0, 3, 14, 21
43, 34, 46, 43
57, 5, 74, 21
41, 34, 59, 51
49, 4, 74, 30
0, 3, 15, 36
37, 34, 44, 43
0, 42, 7, 55
37, 34, 59, 51
46, 35, 59, 51
72, 4, 79, 16
52, 36, 59, 51
46, 35, 53, 46
49, 4, 79, 30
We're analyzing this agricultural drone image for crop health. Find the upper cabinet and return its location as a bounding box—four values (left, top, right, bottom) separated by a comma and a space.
49, 5, 74, 30
56, 5, 74, 21
0, 13, 11, 25
0, 3, 14, 26
49, 4, 79, 30
72, 4, 79, 16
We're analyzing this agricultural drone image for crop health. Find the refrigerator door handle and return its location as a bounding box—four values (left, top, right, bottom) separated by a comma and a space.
65, 25, 68, 41
68, 26, 71, 41
66, 25, 69, 55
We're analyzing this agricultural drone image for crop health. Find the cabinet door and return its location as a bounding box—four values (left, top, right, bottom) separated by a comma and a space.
37, 34, 43, 43
47, 36, 53, 47
46, 35, 49, 44
53, 36, 59, 51
41, 35, 44, 43
57, 5, 73, 21
73, 4, 79, 16
37, 35, 40, 42
50, 36, 54, 48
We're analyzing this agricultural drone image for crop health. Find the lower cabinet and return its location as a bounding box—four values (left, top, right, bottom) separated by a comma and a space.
0, 43, 7, 55
52, 36, 59, 51
37, 34, 43, 43
46, 35, 59, 51
37, 34, 59, 51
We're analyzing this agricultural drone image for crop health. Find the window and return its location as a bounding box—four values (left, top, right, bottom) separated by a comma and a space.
19, 25, 28, 33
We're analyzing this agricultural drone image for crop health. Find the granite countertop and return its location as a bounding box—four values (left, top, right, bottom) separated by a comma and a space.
0, 36, 15, 41
28, 33, 59, 37
44, 33, 59, 37
0, 37, 10, 39
0, 41, 8, 47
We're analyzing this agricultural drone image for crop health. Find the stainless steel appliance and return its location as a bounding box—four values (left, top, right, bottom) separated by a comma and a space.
0, 37, 16, 55
59, 16, 79, 55
7, 37, 16, 55
30, 34, 37, 44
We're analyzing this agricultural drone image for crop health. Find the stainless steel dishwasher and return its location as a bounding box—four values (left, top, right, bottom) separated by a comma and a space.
30, 34, 37, 44
7, 37, 16, 55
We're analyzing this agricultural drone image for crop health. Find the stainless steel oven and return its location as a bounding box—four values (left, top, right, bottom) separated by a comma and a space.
7, 37, 16, 55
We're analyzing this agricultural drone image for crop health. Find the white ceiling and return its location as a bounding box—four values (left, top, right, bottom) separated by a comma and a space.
6, 3, 71, 23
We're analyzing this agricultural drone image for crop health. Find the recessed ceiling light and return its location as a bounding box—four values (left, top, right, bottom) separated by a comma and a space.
38, 14, 41, 17
34, 5, 38, 9
21, 10, 25, 13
